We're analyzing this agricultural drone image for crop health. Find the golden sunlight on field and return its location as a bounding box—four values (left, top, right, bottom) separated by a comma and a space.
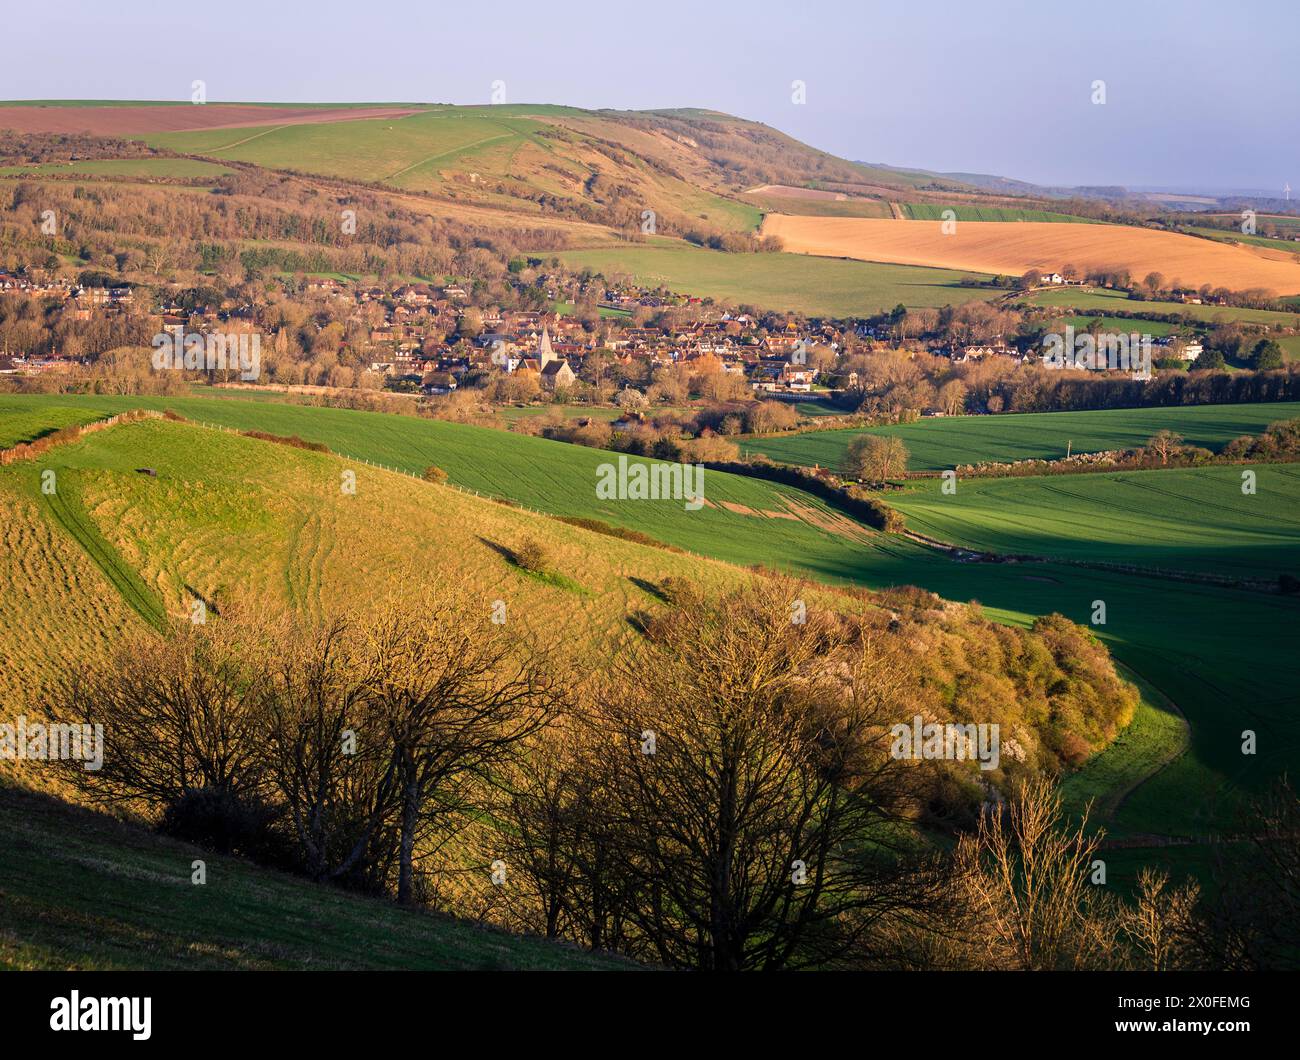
763, 215, 1300, 293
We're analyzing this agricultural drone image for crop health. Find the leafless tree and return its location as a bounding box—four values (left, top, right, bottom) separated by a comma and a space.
583, 578, 946, 970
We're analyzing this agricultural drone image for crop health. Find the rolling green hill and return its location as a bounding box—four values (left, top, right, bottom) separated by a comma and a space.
742, 401, 1300, 472
3, 393, 1298, 836
552, 244, 998, 317
902, 202, 1097, 224
0, 410, 752, 716
1021, 286, 1300, 327
138, 103, 942, 238
890, 464, 1300, 580
0, 394, 892, 581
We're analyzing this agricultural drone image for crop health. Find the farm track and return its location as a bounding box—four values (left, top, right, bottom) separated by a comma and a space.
208, 125, 288, 152
385, 132, 518, 182
1099, 672, 1191, 826
41, 473, 166, 631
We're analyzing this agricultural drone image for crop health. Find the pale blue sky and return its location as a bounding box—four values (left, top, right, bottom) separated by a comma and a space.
3, 0, 1296, 191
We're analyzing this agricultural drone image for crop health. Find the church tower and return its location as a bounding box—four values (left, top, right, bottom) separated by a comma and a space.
537, 326, 555, 369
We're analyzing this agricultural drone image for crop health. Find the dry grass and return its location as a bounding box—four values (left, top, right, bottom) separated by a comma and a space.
0, 419, 743, 774
763, 215, 1300, 293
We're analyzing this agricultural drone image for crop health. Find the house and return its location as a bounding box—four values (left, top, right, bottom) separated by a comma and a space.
780, 363, 817, 392
422, 371, 458, 395
750, 364, 783, 392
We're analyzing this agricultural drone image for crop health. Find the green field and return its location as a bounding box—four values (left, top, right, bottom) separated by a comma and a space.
1044, 314, 1179, 338
1276, 334, 1300, 361
0, 399, 105, 448
890, 464, 1300, 580
0, 158, 232, 179
0, 394, 893, 578
744, 195, 894, 218
1060, 668, 1188, 832
1023, 286, 1300, 327
149, 109, 514, 184
743, 401, 1300, 472
3, 392, 1298, 837
553, 300, 632, 319
1182, 225, 1300, 253
552, 244, 999, 317
903, 203, 1096, 223
0, 786, 627, 970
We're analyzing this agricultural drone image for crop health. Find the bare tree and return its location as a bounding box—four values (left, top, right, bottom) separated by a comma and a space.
1194, 779, 1300, 969
260, 617, 400, 886
358, 594, 565, 905
952, 778, 1116, 970
584, 578, 945, 970
1119, 868, 1201, 970
1147, 429, 1184, 465
48, 613, 271, 806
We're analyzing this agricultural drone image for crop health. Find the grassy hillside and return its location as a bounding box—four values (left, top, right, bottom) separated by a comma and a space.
137, 103, 922, 237
1022, 286, 1300, 327
0, 786, 629, 970
902, 202, 1097, 224
0, 396, 894, 583
890, 464, 1300, 579
742, 401, 1300, 472
552, 244, 998, 317
0, 412, 749, 712
3, 394, 1298, 836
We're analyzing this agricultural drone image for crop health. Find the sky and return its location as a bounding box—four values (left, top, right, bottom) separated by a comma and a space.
4, 0, 1296, 192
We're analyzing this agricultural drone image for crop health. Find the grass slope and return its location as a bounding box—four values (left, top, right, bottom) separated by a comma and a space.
0, 786, 628, 970
742, 402, 1300, 472
4, 394, 1297, 835
0, 395, 892, 581
903, 203, 1096, 224
1060, 668, 1189, 833
890, 464, 1300, 580
552, 244, 998, 317
1022, 286, 1300, 327
145, 106, 763, 235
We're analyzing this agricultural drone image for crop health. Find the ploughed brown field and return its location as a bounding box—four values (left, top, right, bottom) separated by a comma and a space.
763, 214, 1300, 293
0, 104, 421, 135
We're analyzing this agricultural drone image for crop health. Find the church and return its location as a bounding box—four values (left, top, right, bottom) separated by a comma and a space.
517, 327, 576, 390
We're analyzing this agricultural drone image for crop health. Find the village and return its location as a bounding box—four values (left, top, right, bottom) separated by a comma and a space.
0, 266, 1257, 409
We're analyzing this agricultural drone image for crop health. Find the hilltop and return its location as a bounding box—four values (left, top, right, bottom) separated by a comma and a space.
0, 100, 977, 241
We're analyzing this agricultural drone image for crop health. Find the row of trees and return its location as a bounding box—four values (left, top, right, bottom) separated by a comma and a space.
52, 595, 564, 903
43, 576, 1284, 968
